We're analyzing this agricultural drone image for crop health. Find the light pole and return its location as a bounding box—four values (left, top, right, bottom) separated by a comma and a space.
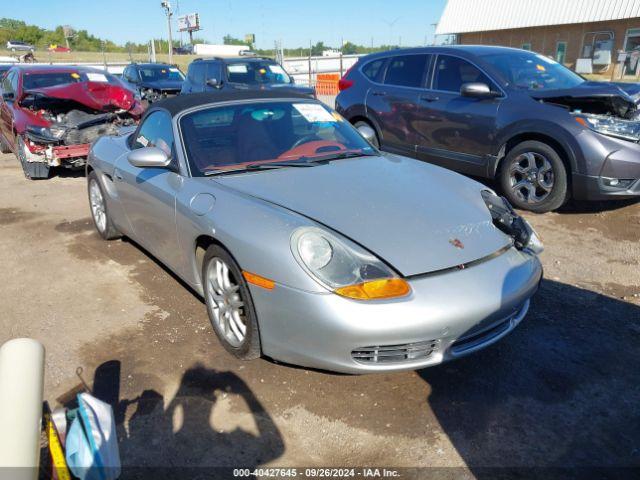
161, 1, 173, 64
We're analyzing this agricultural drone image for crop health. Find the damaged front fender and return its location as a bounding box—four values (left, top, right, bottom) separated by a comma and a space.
532, 82, 639, 119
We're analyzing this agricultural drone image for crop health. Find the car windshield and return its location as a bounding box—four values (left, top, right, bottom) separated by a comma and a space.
226, 61, 291, 85
22, 71, 120, 89
478, 51, 584, 91
139, 66, 184, 82
180, 101, 376, 176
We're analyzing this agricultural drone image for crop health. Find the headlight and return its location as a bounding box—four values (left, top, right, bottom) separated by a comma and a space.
574, 114, 640, 142
291, 227, 410, 300
481, 190, 544, 254
25, 125, 65, 142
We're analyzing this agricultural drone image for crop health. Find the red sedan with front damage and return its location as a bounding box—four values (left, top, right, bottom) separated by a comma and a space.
0, 65, 143, 179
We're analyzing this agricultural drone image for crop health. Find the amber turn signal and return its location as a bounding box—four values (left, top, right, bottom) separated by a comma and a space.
242, 271, 275, 290
574, 117, 589, 128
335, 278, 411, 300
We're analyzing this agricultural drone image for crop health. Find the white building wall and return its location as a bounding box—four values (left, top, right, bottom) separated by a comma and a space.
436, 0, 640, 34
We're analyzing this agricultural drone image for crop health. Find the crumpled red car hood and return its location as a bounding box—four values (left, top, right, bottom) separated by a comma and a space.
24, 81, 136, 112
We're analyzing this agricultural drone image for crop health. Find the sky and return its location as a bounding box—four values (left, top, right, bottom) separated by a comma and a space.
7, 0, 449, 49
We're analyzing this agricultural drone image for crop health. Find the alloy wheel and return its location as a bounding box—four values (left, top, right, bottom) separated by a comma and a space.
205, 257, 247, 347
89, 179, 107, 233
508, 151, 555, 204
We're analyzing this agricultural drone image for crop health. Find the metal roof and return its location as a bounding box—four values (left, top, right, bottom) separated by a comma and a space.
436, 0, 640, 34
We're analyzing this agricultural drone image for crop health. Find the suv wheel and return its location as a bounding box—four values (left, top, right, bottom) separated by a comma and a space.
499, 140, 568, 213
354, 121, 380, 148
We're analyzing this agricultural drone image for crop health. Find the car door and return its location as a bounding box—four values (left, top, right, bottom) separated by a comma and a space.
114, 110, 185, 272
122, 66, 140, 93
0, 71, 17, 149
203, 62, 223, 91
414, 54, 503, 176
183, 62, 206, 93
365, 54, 431, 155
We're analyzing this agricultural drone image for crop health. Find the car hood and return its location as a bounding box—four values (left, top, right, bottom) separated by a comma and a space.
530, 81, 639, 118
140, 79, 183, 91
23, 81, 137, 112
213, 155, 511, 276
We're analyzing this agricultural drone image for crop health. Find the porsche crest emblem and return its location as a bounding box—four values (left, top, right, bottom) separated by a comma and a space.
449, 238, 465, 249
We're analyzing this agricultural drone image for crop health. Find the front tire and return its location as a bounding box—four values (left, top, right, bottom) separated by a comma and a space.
499, 140, 569, 213
202, 245, 261, 360
88, 171, 120, 240
0, 135, 11, 154
16, 135, 49, 180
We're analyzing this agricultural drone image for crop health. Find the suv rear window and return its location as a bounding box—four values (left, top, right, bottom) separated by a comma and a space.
384, 55, 429, 88
362, 59, 386, 82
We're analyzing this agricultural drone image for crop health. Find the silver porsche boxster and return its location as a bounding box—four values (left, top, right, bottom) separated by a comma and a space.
86, 91, 543, 373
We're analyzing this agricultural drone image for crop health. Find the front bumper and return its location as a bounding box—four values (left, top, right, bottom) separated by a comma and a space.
573, 173, 640, 201
250, 247, 542, 374
573, 131, 640, 201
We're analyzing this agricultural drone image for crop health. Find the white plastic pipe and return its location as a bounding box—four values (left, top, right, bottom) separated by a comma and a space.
0, 338, 45, 480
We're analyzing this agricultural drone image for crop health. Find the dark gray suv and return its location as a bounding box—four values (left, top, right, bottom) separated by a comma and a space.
336, 46, 640, 212
181, 57, 314, 98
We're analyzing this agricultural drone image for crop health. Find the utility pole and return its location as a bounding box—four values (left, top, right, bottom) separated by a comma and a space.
340, 37, 344, 76
308, 40, 312, 87
161, 1, 173, 64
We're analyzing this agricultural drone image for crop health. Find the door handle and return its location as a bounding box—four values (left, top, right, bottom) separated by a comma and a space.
371, 91, 387, 97
420, 95, 439, 102
114, 171, 123, 181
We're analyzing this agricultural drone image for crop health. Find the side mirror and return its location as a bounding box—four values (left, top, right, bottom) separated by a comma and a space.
127, 147, 171, 168
460, 82, 499, 98
2, 92, 14, 102
206, 78, 222, 88
356, 123, 378, 146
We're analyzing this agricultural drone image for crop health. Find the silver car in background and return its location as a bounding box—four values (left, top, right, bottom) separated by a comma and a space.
6, 40, 35, 52
86, 91, 543, 374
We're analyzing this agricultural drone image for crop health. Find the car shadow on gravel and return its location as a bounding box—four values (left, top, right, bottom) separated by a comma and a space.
84, 359, 285, 476
419, 279, 640, 478
557, 198, 640, 214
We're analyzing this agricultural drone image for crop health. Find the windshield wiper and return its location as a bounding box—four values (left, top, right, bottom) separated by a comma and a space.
246, 162, 315, 170
299, 151, 379, 164
204, 161, 315, 176
204, 152, 378, 176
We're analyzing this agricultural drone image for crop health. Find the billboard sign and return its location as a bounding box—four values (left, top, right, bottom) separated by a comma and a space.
178, 13, 200, 32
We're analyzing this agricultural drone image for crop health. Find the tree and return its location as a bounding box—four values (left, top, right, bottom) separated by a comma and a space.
310, 41, 327, 56
223, 35, 248, 46
341, 41, 359, 55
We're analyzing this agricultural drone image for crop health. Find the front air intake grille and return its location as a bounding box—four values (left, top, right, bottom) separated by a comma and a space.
449, 300, 529, 356
352, 340, 438, 364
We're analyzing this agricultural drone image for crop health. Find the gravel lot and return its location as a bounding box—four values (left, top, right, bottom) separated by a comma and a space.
0, 152, 638, 475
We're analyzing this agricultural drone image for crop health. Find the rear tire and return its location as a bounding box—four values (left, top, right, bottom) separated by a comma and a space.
88, 171, 120, 240
16, 136, 49, 180
202, 245, 262, 360
354, 120, 380, 148
499, 140, 569, 213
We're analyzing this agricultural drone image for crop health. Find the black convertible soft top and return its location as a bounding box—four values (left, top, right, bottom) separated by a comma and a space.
150, 90, 314, 117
